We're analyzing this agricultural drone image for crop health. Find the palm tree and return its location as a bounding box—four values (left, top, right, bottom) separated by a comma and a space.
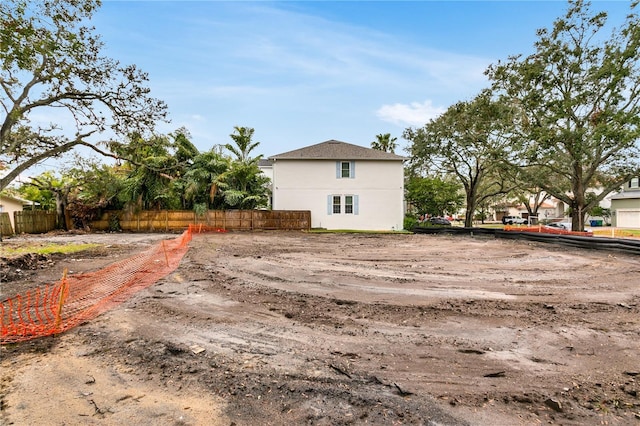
178, 149, 229, 209
371, 133, 398, 153
219, 126, 270, 209
225, 126, 262, 164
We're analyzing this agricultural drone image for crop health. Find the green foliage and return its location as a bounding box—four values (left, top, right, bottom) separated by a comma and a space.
108, 214, 121, 232
403, 215, 418, 231
404, 91, 517, 227
218, 126, 270, 209
179, 149, 229, 209
589, 206, 611, 219
111, 126, 270, 212
116, 133, 184, 211
405, 176, 463, 217
0, 243, 100, 257
225, 126, 262, 164
17, 178, 56, 210
487, 0, 640, 230
371, 133, 398, 153
0, 0, 167, 191
19, 170, 78, 229
218, 162, 270, 209
193, 203, 208, 217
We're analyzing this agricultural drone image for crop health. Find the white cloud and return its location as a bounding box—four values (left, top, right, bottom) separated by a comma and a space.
376, 100, 446, 127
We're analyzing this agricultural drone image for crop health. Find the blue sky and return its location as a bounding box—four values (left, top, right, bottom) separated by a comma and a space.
90, 0, 632, 158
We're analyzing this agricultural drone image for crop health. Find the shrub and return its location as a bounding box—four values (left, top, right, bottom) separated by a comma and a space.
404, 215, 418, 231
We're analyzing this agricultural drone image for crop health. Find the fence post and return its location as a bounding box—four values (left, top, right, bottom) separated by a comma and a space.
162, 241, 170, 266
55, 269, 69, 331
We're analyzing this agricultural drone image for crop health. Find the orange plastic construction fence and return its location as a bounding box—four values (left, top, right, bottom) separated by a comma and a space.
1, 229, 193, 345
188, 224, 227, 234
503, 225, 593, 237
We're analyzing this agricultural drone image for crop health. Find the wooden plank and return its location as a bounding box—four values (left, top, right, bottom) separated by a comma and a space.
89, 209, 311, 232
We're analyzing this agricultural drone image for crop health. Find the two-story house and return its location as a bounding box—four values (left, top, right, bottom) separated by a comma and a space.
268, 140, 405, 230
610, 177, 640, 228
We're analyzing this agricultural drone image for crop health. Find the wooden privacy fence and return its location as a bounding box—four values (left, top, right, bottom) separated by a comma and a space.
91, 209, 311, 232
14, 211, 57, 234
0, 213, 13, 236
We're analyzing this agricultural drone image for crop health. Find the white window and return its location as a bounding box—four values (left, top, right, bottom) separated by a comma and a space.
332, 195, 341, 214
630, 177, 639, 189
327, 195, 359, 215
345, 195, 353, 214
335, 161, 355, 179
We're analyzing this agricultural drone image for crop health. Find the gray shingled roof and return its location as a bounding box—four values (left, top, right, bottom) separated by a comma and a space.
269, 140, 404, 161
610, 191, 640, 200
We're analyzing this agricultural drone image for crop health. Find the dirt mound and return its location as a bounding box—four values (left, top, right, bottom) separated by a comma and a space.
1, 253, 55, 283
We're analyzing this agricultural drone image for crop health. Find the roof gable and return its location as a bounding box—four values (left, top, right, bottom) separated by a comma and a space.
0, 194, 32, 205
269, 140, 404, 161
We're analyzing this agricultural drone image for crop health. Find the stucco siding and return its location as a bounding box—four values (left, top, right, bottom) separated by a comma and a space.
0, 197, 25, 229
272, 159, 404, 230
612, 197, 640, 227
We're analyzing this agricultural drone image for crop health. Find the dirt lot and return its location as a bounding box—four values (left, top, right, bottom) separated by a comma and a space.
1, 231, 640, 425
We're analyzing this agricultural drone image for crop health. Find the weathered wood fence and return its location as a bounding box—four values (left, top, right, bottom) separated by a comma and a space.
0, 212, 13, 236
3, 209, 311, 235
91, 210, 311, 232
13, 211, 57, 234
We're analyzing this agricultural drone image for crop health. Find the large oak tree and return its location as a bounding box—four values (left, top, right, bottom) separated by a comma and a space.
0, 0, 167, 190
487, 0, 640, 231
404, 91, 518, 227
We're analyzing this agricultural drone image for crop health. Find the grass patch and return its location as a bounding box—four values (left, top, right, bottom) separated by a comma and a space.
592, 228, 640, 238
0, 243, 101, 258
473, 223, 507, 229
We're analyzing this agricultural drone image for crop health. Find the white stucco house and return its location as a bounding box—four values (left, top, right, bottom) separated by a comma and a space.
266, 140, 405, 231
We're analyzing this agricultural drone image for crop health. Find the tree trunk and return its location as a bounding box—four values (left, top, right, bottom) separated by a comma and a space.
55, 194, 68, 231
464, 188, 476, 228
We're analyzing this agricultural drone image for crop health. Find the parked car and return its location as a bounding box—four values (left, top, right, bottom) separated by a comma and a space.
429, 217, 451, 226
544, 222, 592, 232
501, 216, 528, 225
544, 222, 571, 230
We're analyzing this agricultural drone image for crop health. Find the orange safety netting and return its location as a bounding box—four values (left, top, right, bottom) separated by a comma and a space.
1, 228, 195, 345
503, 225, 593, 237
187, 224, 228, 234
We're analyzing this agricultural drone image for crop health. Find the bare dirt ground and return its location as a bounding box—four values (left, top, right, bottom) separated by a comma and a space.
1, 231, 640, 425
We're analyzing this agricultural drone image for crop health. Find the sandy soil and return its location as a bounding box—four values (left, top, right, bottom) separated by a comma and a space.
1, 231, 640, 425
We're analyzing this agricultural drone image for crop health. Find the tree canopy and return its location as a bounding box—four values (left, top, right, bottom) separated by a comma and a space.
0, 0, 167, 190
404, 91, 517, 227
487, 0, 640, 230
19, 126, 272, 224
371, 133, 398, 153
405, 176, 463, 218
220, 126, 269, 209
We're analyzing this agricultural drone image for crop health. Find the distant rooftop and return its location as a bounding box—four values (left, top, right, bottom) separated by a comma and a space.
269, 140, 404, 161
610, 190, 640, 200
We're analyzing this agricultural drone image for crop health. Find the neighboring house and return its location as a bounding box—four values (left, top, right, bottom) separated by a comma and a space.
610, 177, 640, 228
498, 198, 566, 222
268, 140, 405, 230
0, 194, 33, 231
